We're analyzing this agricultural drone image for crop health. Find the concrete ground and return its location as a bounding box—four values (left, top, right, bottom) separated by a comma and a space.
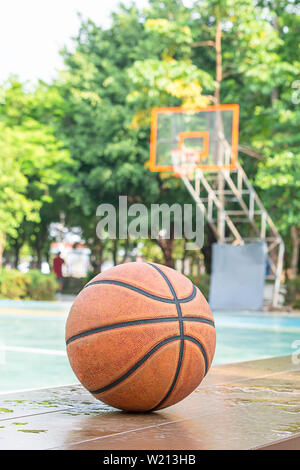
0, 355, 299, 450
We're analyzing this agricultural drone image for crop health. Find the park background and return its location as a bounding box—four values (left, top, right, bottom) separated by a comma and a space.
0, 0, 299, 307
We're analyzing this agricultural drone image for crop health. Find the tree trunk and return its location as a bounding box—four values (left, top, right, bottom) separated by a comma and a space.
215, 16, 222, 106
214, 16, 226, 242
154, 222, 175, 268
121, 237, 130, 264
181, 240, 188, 274
36, 246, 42, 270
156, 238, 175, 268
35, 231, 47, 270
290, 226, 299, 279
271, 13, 279, 106
94, 239, 103, 274
14, 243, 21, 269
201, 225, 216, 274
112, 239, 118, 266
0, 232, 6, 269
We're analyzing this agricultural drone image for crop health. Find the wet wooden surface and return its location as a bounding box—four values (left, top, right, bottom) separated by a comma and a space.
0, 355, 299, 450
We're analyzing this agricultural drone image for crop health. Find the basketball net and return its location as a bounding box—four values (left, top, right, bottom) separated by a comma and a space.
171, 147, 198, 179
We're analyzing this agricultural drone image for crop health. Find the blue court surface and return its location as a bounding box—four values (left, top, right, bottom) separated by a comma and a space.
0, 302, 299, 393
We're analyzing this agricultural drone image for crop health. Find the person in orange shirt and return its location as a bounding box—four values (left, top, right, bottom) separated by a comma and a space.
52, 252, 65, 292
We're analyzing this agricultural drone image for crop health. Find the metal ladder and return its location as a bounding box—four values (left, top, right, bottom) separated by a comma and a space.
180, 162, 285, 308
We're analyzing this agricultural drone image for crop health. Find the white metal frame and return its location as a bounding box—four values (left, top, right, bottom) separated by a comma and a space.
180, 162, 284, 308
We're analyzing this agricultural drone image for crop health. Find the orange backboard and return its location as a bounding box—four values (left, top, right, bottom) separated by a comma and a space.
149, 104, 239, 173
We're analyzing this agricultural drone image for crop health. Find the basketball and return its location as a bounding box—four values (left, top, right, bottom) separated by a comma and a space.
65, 262, 216, 412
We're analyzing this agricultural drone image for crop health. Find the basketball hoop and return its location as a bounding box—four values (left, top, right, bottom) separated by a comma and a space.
171, 147, 198, 179
149, 105, 239, 173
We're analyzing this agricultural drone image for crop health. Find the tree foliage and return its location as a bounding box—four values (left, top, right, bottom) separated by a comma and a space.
1, 0, 300, 276
0, 79, 71, 266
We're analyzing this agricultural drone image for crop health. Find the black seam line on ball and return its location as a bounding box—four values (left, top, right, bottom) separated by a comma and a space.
89, 335, 208, 395
146, 263, 185, 411
150, 336, 209, 411
89, 335, 181, 394
184, 335, 208, 376
83, 279, 197, 304
65, 316, 215, 345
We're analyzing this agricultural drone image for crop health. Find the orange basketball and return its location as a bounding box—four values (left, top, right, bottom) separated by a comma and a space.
65, 262, 216, 412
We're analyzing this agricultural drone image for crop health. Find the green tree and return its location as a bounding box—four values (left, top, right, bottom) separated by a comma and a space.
0, 80, 71, 267
189, 0, 300, 275
55, 3, 212, 268
23, 0, 299, 275
0, 122, 39, 266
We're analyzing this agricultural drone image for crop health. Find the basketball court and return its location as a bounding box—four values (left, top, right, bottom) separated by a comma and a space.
1, 103, 296, 451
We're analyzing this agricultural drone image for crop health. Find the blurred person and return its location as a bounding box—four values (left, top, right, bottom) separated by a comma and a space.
52, 252, 65, 292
